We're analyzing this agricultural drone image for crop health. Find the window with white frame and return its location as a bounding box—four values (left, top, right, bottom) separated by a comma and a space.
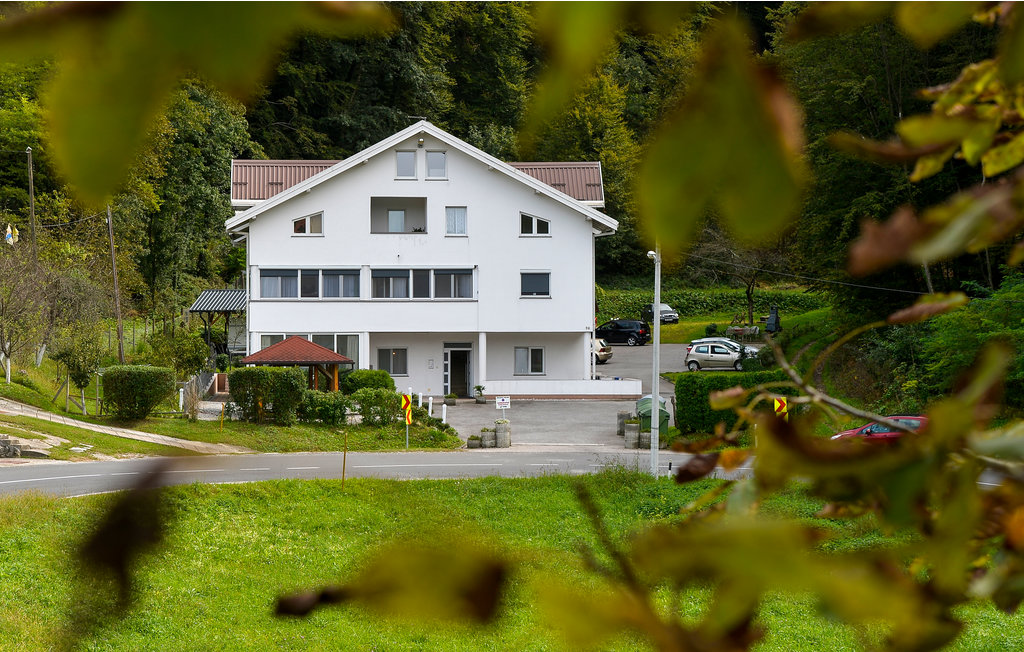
445, 206, 467, 235
322, 270, 360, 298
514, 347, 544, 375
520, 272, 550, 297
293, 212, 323, 235
301, 270, 319, 298
378, 348, 408, 375
434, 269, 473, 298
520, 213, 550, 235
412, 269, 430, 298
396, 151, 416, 178
426, 151, 447, 178
261, 334, 284, 349
260, 269, 298, 298
372, 270, 410, 298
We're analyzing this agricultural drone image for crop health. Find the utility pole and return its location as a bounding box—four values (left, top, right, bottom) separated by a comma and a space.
648, 245, 662, 477
26, 147, 37, 259
107, 205, 125, 364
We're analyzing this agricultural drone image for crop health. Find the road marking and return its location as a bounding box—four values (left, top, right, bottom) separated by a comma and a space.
167, 469, 224, 474
240, 467, 271, 472
0, 473, 104, 485
109, 472, 140, 476
529, 463, 559, 467
352, 463, 502, 469
286, 466, 320, 470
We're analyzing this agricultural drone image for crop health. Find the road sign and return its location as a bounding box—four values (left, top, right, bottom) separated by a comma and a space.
495, 396, 510, 409
402, 394, 412, 425
774, 397, 788, 422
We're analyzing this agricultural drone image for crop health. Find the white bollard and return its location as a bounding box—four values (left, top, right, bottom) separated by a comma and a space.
178, 387, 184, 411
417, 392, 423, 407
441, 403, 447, 424
427, 396, 433, 417
408, 386, 413, 398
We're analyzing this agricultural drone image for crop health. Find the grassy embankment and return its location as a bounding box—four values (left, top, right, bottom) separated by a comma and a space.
0, 414, 190, 460
0, 472, 1019, 651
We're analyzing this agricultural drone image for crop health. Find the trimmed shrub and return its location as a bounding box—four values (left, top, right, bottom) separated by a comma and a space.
352, 387, 402, 426
103, 365, 176, 420
340, 369, 395, 394
229, 366, 305, 425
298, 390, 352, 426
674, 369, 790, 434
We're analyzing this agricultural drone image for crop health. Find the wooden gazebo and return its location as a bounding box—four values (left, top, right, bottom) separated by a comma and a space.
240, 336, 354, 391
188, 289, 247, 355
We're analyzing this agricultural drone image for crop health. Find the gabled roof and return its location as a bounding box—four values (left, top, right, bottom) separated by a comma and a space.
188, 289, 247, 313
509, 162, 604, 206
225, 121, 617, 234
232, 158, 605, 207
241, 336, 354, 366
232, 160, 340, 202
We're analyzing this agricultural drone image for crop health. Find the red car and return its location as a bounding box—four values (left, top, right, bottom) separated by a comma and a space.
830, 416, 929, 442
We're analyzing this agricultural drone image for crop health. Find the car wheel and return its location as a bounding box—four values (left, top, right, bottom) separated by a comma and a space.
597, 359, 607, 365
688, 361, 700, 372
734, 360, 743, 371
626, 335, 638, 346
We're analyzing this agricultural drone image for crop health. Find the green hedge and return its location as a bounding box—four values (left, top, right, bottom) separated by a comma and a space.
352, 387, 402, 426
597, 288, 827, 323
103, 365, 175, 420
674, 369, 790, 434
229, 367, 306, 425
340, 369, 396, 394
298, 390, 352, 426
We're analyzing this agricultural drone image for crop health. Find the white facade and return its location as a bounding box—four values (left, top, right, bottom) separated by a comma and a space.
227, 122, 641, 398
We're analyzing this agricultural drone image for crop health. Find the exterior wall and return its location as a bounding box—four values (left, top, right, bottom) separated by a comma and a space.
242, 129, 617, 396
245, 132, 596, 338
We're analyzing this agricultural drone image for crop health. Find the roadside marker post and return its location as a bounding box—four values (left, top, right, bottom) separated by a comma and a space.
427, 396, 433, 417
774, 397, 789, 422
402, 394, 412, 448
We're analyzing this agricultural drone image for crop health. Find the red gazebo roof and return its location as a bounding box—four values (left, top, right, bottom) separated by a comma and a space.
241, 336, 354, 366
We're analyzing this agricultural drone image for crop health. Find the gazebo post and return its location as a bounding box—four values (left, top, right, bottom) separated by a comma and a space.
332, 365, 338, 392
314, 365, 319, 391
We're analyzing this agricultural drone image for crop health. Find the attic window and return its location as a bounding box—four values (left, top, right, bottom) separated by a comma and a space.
293, 212, 323, 236
520, 213, 550, 236
426, 151, 447, 178
396, 151, 416, 178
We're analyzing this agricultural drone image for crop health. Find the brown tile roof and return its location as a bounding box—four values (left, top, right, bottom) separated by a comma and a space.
241, 336, 354, 366
231, 159, 604, 204
232, 160, 340, 201
509, 161, 604, 204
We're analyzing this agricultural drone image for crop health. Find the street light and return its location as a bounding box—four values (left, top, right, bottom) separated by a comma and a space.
647, 247, 661, 477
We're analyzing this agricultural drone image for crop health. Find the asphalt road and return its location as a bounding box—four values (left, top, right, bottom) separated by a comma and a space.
0, 449, 725, 498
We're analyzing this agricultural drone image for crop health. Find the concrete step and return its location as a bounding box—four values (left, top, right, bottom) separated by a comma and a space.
1, 434, 50, 458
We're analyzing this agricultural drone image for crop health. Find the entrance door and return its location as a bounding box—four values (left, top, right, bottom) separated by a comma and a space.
443, 347, 472, 397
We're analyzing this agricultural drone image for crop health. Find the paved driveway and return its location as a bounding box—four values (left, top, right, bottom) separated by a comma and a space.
442, 343, 688, 448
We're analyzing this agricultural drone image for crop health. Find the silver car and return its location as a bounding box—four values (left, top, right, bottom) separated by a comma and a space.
684, 341, 745, 371
689, 337, 757, 357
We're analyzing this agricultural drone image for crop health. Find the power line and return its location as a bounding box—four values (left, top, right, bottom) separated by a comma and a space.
36, 211, 106, 229
684, 252, 930, 296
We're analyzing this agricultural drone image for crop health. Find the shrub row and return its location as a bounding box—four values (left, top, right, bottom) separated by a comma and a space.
103, 365, 176, 420
674, 369, 790, 434
228, 367, 305, 425
352, 387, 402, 425
298, 390, 352, 426
597, 288, 827, 323
339, 369, 395, 394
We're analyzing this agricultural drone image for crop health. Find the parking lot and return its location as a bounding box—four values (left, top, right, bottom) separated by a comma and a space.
444, 342, 687, 449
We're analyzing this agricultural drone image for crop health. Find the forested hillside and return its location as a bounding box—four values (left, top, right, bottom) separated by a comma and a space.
0, 1, 1004, 321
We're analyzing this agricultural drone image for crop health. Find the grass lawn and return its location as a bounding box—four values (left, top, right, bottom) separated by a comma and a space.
89, 416, 464, 453
0, 414, 192, 460
658, 312, 737, 344
1, 474, 1021, 651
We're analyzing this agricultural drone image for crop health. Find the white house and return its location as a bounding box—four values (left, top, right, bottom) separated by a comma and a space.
225, 121, 642, 399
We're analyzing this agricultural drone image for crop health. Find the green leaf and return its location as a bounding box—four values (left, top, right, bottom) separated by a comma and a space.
893, 1, 983, 49
639, 19, 807, 253
0, 2, 393, 203
909, 145, 958, 181
982, 131, 1024, 177
998, 4, 1024, 84
969, 422, 1024, 459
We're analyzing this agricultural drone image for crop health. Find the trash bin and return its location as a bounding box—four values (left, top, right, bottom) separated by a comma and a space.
636, 394, 669, 433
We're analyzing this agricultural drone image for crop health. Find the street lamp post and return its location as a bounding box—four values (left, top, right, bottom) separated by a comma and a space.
647, 247, 661, 477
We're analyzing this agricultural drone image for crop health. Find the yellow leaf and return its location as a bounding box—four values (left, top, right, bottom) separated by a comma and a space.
719, 448, 751, 471
894, 1, 983, 49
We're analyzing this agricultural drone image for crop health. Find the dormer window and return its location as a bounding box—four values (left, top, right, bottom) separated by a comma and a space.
520, 213, 550, 236
426, 151, 447, 179
293, 212, 322, 236
396, 150, 416, 178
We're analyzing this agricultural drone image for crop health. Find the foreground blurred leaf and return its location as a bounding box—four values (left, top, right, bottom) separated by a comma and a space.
786, 2, 893, 41
893, 2, 984, 49
830, 131, 955, 165
847, 207, 924, 277
523, 3, 692, 152
277, 537, 509, 623
0, 2, 392, 203
886, 292, 969, 325
639, 19, 806, 253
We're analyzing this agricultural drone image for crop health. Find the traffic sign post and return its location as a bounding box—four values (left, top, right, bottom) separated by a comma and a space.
402, 394, 412, 448
495, 395, 510, 422
774, 397, 788, 422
